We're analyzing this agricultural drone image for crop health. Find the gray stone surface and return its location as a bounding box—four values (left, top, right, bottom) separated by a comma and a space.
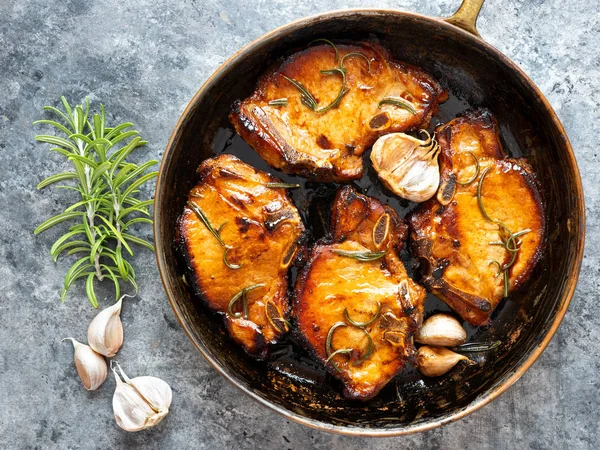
0, 0, 597, 448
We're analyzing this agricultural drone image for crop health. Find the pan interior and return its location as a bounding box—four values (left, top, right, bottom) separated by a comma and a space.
156, 11, 582, 432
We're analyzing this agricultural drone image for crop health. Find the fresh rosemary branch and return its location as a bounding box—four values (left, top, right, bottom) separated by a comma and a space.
33, 97, 158, 307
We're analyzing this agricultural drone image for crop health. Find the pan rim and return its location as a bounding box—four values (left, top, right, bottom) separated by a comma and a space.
153, 7, 586, 437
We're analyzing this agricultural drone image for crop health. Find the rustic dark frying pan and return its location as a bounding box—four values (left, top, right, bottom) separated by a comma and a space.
153, 0, 585, 436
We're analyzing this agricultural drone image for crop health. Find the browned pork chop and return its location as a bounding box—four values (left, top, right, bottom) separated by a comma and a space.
179, 154, 305, 357
231, 41, 447, 182
409, 109, 545, 326
295, 186, 426, 400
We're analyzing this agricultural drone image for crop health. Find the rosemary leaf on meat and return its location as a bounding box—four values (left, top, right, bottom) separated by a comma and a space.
332, 249, 387, 261
343, 302, 381, 328
325, 322, 349, 372
187, 201, 243, 270
268, 98, 288, 107
227, 284, 265, 320
456, 151, 481, 186
378, 97, 417, 115
33, 96, 158, 307
281, 39, 371, 114
309, 38, 340, 62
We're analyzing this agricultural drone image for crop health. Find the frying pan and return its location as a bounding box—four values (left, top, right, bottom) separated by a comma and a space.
153, 0, 585, 436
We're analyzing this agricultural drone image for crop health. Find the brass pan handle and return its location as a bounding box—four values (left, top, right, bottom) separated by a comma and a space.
445, 0, 485, 37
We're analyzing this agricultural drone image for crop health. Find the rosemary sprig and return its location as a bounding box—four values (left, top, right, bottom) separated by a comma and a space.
453, 341, 501, 352
281, 75, 318, 110
456, 151, 480, 186
310, 38, 340, 62
332, 249, 387, 261
227, 284, 264, 320
268, 98, 288, 107
352, 327, 375, 366
187, 201, 227, 247
378, 97, 417, 115
477, 166, 531, 297
264, 182, 300, 189
33, 97, 157, 307
187, 201, 242, 270
343, 302, 381, 328
282, 39, 371, 114
325, 321, 349, 372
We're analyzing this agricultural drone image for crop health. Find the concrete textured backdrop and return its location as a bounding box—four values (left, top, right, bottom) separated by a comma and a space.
0, 0, 598, 448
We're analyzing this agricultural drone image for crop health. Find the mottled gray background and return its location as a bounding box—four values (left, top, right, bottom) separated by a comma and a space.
0, 0, 597, 448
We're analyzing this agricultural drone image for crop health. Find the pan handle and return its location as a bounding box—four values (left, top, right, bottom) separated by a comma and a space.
444, 0, 485, 37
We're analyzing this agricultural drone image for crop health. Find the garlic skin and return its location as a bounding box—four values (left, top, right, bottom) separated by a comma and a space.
370, 131, 440, 202
88, 298, 123, 357
416, 345, 471, 377
415, 313, 467, 347
64, 338, 107, 390
112, 363, 172, 432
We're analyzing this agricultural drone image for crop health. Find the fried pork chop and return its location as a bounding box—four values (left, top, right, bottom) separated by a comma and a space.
230, 41, 447, 182
295, 186, 426, 400
409, 109, 545, 326
179, 154, 305, 357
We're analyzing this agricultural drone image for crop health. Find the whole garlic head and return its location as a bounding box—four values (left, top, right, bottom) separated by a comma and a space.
63, 338, 107, 390
370, 131, 440, 202
415, 313, 467, 347
88, 298, 124, 357
112, 362, 172, 432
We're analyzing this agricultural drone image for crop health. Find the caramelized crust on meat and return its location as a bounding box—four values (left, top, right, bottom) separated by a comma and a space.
295, 186, 426, 400
179, 154, 305, 357
230, 41, 447, 182
409, 109, 545, 326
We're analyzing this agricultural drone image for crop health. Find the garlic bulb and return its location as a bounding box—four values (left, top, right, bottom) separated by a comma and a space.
112, 362, 172, 432
63, 338, 107, 390
88, 298, 124, 357
415, 313, 467, 347
416, 345, 472, 377
370, 131, 440, 202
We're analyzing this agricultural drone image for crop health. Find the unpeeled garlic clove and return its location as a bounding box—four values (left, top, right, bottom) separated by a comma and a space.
370, 131, 440, 202
415, 313, 467, 347
88, 298, 123, 357
63, 338, 107, 390
416, 345, 472, 377
112, 362, 172, 432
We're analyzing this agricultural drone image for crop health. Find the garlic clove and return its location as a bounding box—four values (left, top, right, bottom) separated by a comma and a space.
113, 372, 157, 432
370, 131, 441, 202
63, 338, 107, 390
415, 313, 467, 347
112, 362, 172, 432
416, 345, 472, 377
88, 298, 124, 357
